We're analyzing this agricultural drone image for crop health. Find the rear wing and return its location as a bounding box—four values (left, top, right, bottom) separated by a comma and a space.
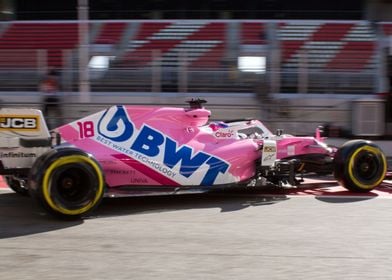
0, 108, 52, 171
0, 108, 50, 147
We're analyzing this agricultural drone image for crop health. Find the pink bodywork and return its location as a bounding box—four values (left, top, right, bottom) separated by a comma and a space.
57, 105, 331, 188
276, 136, 332, 159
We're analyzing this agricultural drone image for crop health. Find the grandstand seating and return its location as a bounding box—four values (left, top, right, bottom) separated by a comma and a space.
0, 22, 78, 68
0, 19, 386, 93
0, 20, 380, 72
278, 21, 376, 72
277, 21, 377, 93
325, 41, 375, 71
118, 21, 226, 68
0, 21, 129, 69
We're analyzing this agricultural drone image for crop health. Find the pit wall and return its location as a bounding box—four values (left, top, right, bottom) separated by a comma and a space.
0, 91, 381, 137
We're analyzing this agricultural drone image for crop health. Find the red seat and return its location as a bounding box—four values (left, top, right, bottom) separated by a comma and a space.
94, 22, 127, 44
0, 22, 78, 68
241, 22, 266, 44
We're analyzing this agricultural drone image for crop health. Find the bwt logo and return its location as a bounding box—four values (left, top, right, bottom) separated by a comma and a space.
0, 115, 38, 130
98, 106, 229, 185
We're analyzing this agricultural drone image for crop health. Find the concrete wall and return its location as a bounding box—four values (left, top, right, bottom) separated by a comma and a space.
0, 91, 383, 136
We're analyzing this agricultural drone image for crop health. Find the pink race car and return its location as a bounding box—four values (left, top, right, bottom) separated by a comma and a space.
0, 99, 387, 218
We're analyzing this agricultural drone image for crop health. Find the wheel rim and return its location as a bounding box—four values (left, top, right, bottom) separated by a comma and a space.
348, 146, 386, 190
41, 154, 105, 216
353, 151, 379, 182
50, 164, 97, 210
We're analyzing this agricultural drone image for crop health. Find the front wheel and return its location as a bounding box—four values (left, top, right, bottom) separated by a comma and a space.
29, 148, 105, 219
334, 140, 387, 192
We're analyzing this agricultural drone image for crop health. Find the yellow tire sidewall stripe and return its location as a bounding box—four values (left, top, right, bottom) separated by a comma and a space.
348, 146, 387, 190
42, 155, 104, 215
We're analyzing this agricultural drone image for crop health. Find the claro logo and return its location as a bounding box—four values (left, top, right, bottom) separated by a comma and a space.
214, 130, 235, 139
0, 115, 39, 130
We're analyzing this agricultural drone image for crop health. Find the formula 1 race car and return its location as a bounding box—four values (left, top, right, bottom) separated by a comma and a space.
0, 99, 387, 219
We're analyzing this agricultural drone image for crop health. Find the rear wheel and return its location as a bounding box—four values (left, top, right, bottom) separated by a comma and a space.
334, 140, 387, 192
29, 148, 105, 219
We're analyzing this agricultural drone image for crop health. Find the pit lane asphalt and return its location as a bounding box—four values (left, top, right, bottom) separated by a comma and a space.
1, 185, 392, 280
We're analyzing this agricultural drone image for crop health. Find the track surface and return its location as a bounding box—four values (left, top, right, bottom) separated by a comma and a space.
3, 175, 392, 197
2, 177, 392, 280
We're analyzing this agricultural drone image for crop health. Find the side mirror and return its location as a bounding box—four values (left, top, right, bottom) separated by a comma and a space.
276, 128, 283, 136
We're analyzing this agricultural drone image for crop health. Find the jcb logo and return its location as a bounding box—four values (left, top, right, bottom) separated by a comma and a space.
0, 116, 39, 130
